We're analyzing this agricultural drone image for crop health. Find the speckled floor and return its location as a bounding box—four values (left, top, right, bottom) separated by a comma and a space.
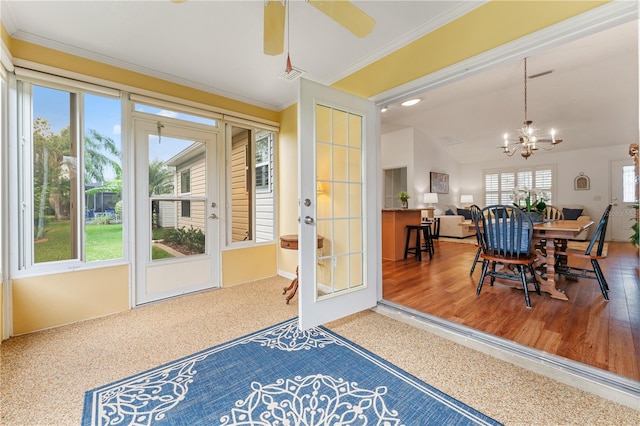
1, 276, 639, 425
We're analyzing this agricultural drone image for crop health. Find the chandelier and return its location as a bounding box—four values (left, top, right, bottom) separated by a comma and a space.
500, 57, 562, 159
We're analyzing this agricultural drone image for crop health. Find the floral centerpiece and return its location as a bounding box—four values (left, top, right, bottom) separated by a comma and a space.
511, 188, 549, 222
397, 191, 410, 208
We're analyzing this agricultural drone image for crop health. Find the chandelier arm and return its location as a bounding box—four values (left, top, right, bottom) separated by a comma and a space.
501, 145, 520, 157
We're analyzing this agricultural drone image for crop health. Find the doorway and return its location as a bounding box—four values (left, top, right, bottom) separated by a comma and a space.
134, 118, 220, 305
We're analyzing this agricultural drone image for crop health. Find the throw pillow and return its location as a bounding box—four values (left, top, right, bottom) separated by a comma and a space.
563, 208, 583, 220
457, 208, 472, 220
445, 209, 455, 215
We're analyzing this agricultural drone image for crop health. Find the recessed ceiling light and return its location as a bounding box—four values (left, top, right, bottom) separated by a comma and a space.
401, 98, 421, 107
380, 106, 388, 113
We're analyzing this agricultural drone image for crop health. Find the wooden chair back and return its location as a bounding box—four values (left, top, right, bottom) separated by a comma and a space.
544, 205, 564, 221
480, 205, 534, 260
585, 204, 613, 256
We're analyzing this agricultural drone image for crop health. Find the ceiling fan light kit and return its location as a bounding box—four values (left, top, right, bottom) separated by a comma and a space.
500, 57, 562, 159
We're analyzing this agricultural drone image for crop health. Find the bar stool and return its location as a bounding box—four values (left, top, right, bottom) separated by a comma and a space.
404, 224, 433, 261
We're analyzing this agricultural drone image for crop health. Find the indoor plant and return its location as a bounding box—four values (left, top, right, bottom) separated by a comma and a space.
511, 188, 548, 221
398, 191, 410, 209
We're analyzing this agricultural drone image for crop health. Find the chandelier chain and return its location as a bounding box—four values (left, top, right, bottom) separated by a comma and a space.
523, 57, 528, 123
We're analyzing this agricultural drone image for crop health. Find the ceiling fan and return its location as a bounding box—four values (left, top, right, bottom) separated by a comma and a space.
264, 0, 376, 56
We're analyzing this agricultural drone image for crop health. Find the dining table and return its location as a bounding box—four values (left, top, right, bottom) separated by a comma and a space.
530, 219, 594, 300
463, 218, 595, 300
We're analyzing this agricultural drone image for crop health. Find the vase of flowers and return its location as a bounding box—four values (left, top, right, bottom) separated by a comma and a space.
398, 191, 410, 209
511, 188, 548, 222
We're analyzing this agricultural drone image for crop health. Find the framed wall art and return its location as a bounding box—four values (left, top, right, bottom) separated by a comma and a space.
430, 172, 449, 194
574, 172, 590, 190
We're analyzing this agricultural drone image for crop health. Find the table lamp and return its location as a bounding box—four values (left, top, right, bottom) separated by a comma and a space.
460, 194, 474, 209
423, 193, 438, 218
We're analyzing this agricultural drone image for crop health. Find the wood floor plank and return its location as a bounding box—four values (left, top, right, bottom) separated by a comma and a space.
382, 240, 640, 381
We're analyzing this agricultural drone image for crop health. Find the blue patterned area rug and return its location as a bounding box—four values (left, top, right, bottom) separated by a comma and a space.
83, 318, 501, 425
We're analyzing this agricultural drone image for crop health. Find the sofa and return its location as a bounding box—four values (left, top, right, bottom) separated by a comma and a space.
552, 204, 591, 241
421, 209, 476, 239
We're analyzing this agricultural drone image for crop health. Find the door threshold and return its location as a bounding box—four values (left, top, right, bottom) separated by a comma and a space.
375, 300, 640, 410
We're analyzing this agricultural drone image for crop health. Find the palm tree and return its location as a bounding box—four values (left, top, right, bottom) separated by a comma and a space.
148, 160, 174, 196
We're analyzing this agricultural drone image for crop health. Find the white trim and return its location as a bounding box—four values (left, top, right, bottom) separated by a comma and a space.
12, 58, 280, 129
129, 93, 223, 122
373, 1, 639, 107
0, 41, 15, 74
222, 115, 279, 133
14, 67, 119, 98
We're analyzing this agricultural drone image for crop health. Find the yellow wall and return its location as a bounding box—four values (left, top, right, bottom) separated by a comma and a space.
12, 265, 129, 335
222, 245, 277, 286
277, 104, 299, 276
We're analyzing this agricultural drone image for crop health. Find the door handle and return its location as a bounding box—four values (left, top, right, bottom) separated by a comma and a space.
209, 213, 218, 219
304, 216, 315, 225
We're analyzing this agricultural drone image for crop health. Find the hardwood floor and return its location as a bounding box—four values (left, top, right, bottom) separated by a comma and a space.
382, 239, 640, 382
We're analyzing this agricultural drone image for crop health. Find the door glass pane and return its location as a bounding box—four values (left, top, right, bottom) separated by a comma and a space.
315, 104, 364, 300
148, 135, 206, 261
623, 165, 635, 202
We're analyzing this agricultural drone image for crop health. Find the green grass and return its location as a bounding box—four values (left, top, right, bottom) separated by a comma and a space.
34, 219, 124, 263
85, 224, 123, 262
34, 219, 175, 263
34, 219, 75, 263
152, 246, 174, 260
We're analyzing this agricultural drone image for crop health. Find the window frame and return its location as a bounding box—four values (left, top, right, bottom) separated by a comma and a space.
12, 76, 125, 275
224, 123, 277, 247
180, 169, 191, 194
255, 134, 271, 193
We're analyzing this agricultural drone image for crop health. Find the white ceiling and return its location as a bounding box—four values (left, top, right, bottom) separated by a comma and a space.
2, 1, 638, 165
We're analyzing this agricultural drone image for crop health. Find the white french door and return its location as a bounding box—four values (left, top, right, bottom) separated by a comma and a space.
134, 118, 220, 305
297, 78, 379, 330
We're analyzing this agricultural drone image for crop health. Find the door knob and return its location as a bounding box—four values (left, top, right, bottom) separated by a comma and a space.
304, 216, 315, 225
209, 213, 218, 219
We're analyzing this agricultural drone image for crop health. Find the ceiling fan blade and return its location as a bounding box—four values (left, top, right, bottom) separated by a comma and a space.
308, 0, 375, 38
264, 1, 286, 56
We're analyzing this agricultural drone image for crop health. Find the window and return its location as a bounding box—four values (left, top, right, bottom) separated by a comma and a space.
622, 165, 636, 203
255, 135, 271, 192
484, 166, 555, 207
226, 124, 275, 244
181, 200, 191, 218
180, 169, 191, 193
17, 80, 123, 269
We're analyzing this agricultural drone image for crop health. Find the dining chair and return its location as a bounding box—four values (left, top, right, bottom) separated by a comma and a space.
554, 203, 613, 301
469, 204, 483, 275
537, 205, 567, 262
543, 205, 565, 221
476, 205, 540, 308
